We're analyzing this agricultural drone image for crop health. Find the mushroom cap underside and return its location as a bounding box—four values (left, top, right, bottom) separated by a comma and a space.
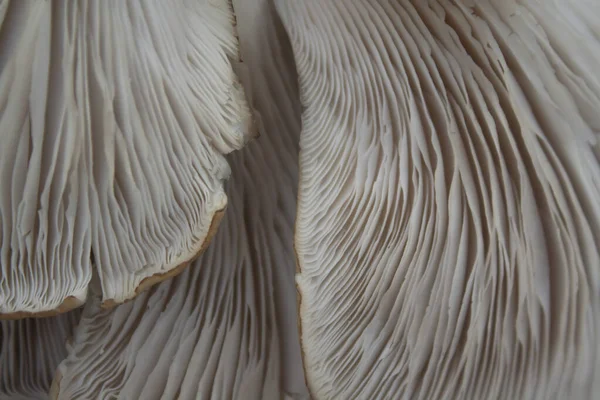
0, 0, 254, 317
279, 0, 600, 398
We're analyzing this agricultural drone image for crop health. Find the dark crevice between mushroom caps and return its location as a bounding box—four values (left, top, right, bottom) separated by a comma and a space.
99, 207, 227, 309
280, 51, 312, 400
229, 0, 262, 142
270, 14, 312, 400
256, 0, 309, 392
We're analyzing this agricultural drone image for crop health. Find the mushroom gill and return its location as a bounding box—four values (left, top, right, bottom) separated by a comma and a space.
0, 311, 81, 400
0, 0, 253, 316
277, 0, 600, 398
50, 1, 308, 399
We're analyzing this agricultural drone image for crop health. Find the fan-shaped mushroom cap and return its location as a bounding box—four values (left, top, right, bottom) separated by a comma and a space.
0, 0, 253, 316
51, 1, 308, 398
0, 312, 81, 400
277, 0, 600, 398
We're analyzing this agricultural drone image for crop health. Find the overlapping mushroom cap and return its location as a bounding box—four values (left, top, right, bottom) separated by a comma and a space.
278, 0, 600, 398
49, 1, 308, 398
0, 0, 253, 316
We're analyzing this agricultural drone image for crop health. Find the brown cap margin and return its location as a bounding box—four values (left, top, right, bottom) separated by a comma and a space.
294, 240, 313, 397
0, 296, 85, 321
100, 207, 226, 309
0, 208, 226, 320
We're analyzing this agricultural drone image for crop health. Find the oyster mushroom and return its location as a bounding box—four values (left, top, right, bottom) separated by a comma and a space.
50, 1, 308, 399
277, 0, 600, 398
0, 311, 81, 400
0, 0, 252, 317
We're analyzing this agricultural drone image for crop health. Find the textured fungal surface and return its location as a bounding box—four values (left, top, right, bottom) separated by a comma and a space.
52, 1, 308, 399
0, 311, 81, 400
0, 0, 252, 315
278, 0, 600, 398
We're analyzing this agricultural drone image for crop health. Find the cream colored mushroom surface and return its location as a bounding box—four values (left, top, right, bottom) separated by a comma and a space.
0, 311, 81, 400
50, 1, 308, 399
277, 0, 600, 398
0, 0, 252, 317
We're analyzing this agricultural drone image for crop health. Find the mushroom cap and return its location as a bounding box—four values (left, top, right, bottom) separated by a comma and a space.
277, 0, 600, 398
0, 0, 253, 316
51, 1, 308, 398
0, 311, 81, 400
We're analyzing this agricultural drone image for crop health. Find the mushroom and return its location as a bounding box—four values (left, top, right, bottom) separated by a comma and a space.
276, 0, 600, 398
0, 0, 253, 316
50, 1, 308, 399
0, 311, 81, 399
3, 0, 599, 398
